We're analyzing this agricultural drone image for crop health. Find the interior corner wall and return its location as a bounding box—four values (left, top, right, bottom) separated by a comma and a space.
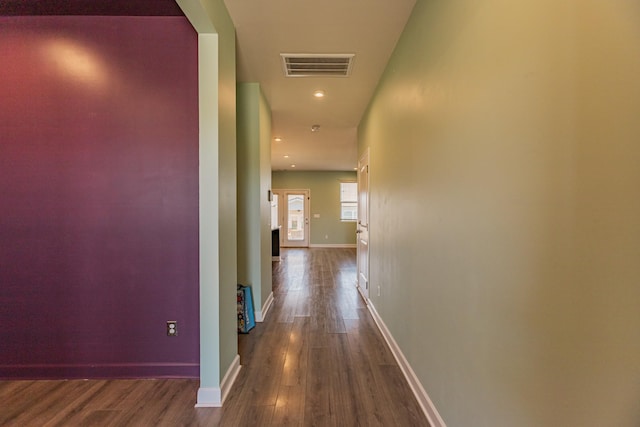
358, 1, 640, 426
0, 16, 199, 379
237, 82, 273, 314
271, 171, 357, 246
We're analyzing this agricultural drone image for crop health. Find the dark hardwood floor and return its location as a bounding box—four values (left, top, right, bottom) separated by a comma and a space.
0, 248, 429, 426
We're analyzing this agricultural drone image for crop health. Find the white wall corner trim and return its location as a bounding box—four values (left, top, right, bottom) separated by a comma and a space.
309, 244, 357, 248
195, 355, 241, 408
367, 303, 447, 427
255, 292, 274, 322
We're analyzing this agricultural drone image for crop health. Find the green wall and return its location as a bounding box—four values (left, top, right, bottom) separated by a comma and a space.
359, 0, 640, 426
237, 83, 273, 315
272, 171, 357, 246
211, 0, 238, 393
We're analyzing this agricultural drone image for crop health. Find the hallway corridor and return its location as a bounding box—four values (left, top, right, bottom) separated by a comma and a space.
219, 248, 429, 426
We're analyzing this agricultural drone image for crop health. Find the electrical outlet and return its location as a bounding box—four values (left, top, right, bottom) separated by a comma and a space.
167, 321, 178, 337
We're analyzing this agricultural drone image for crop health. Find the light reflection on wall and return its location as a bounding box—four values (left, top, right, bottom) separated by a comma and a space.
41, 38, 108, 90
389, 81, 452, 115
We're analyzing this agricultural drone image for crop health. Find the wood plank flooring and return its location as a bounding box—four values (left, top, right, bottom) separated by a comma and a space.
0, 248, 429, 426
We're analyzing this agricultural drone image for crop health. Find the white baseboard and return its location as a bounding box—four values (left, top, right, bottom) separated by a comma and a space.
367, 303, 447, 427
195, 354, 241, 408
308, 243, 357, 248
255, 292, 274, 322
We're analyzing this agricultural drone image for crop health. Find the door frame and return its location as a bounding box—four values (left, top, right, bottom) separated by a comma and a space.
272, 189, 310, 248
356, 148, 370, 302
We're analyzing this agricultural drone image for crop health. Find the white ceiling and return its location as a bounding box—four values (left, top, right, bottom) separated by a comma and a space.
223, 0, 416, 171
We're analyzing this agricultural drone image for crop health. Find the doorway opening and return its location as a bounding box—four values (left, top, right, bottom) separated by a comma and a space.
271, 189, 310, 248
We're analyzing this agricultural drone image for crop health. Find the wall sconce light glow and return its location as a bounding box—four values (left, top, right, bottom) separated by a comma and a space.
291, 164, 296, 168
274, 137, 283, 143
313, 90, 325, 98
43, 39, 108, 89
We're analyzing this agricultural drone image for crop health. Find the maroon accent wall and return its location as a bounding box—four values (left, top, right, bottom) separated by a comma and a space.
0, 16, 199, 379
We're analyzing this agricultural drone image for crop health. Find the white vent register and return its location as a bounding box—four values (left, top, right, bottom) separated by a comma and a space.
281, 53, 355, 77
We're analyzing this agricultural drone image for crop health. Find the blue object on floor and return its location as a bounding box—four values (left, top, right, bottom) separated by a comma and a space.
237, 284, 256, 333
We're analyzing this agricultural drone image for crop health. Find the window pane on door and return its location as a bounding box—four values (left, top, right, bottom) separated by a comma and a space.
271, 194, 279, 229
287, 194, 305, 241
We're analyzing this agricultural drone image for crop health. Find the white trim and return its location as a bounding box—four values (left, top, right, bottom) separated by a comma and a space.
367, 303, 447, 427
356, 147, 370, 301
309, 244, 357, 248
255, 292, 274, 322
195, 355, 241, 408
195, 387, 221, 408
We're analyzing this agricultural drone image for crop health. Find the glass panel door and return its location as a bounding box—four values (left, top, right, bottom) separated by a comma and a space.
273, 189, 310, 247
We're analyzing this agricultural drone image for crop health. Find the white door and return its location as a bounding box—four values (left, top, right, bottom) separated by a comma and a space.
273, 189, 310, 247
357, 150, 370, 301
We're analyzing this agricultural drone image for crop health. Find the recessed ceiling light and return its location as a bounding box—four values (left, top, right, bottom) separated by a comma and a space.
291, 164, 296, 168
313, 90, 325, 98
311, 124, 320, 132
284, 155, 290, 158
274, 137, 283, 142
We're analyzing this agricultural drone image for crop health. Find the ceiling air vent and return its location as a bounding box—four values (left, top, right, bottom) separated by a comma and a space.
281, 53, 355, 77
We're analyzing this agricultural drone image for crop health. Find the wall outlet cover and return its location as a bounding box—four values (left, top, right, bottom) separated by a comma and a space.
167, 321, 178, 336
